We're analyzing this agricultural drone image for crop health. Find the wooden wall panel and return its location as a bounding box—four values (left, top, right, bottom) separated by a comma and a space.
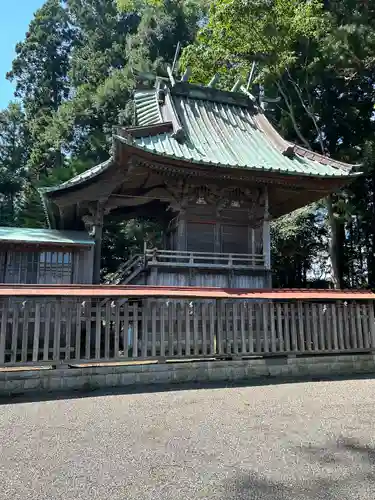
144, 269, 269, 289
221, 224, 248, 254
0, 247, 94, 285
187, 222, 215, 253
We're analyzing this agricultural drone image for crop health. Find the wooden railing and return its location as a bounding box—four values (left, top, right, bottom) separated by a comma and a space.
145, 249, 266, 269
104, 250, 267, 285
0, 287, 374, 367
105, 255, 145, 285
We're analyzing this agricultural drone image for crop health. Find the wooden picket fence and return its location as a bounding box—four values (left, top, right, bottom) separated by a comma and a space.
0, 292, 374, 366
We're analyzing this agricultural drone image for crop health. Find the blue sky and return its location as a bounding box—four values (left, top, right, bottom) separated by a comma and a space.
0, 0, 45, 110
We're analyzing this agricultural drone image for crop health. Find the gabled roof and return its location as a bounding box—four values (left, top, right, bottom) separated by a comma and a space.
134, 89, 163, 126
41, 77, 361, 226
43, 80, 360, 201
128, 81, 359, 179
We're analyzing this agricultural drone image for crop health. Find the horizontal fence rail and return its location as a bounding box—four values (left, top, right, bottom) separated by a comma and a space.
0, 292, 375, 366
145, 249, 266, 268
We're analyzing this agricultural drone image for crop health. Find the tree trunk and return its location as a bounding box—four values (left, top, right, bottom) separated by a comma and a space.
348, 217, 355, 288
369, 172, 375, 289
326, 195, 342, 288
277, 73, 344, 289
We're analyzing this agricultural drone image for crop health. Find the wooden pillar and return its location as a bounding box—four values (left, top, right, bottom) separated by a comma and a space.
83, 202, 105, 284
93, 214, 103, 284
214, 222, 221, 253
263, 186, 271, 270
176, 210, 187, 251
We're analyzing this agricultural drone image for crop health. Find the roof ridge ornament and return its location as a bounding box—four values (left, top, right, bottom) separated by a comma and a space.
167, 66, 176, 86
282, 145, 296, 158
208, 74, 219, 88
246, 61, 257, 91
167, 65, 192, 86
171, 41, 181, 75
240, 85, 257, 102
131, 68, 169, 84
164, 87, 185, 142
231, 79, 242, 92
181, 66, 191, 82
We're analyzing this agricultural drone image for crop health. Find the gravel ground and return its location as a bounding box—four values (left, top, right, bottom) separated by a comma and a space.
0, 378, 374, 499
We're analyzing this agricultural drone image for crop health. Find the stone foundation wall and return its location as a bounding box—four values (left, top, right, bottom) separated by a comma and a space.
1, 354, 375, 397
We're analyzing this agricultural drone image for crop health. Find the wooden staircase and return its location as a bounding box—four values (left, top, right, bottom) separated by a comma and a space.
105, 254, 146, 285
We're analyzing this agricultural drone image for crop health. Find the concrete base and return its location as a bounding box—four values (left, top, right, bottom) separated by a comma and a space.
1, 354, 375, 397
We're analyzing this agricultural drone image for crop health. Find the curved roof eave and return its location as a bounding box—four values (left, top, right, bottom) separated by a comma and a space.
39, 158, 114, 197
39, 134, 361, 209
114, 134, 360, 181
291, 143, 362, 173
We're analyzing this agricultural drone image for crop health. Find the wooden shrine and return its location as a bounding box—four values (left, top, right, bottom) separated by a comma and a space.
41, 75, 359, 287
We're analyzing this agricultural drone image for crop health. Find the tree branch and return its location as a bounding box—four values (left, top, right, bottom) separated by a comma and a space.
286, 68, 325, 155
275, 79, 311, 150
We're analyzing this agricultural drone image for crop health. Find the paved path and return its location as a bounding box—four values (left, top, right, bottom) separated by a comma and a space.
0, 379, 374, 499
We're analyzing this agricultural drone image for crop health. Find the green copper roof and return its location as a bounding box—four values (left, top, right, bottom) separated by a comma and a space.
0, 227, 94, 246
40, 159, 113, 195
42, 82, 359, 206
134, 90, 162, 126
131, 91, 356, 178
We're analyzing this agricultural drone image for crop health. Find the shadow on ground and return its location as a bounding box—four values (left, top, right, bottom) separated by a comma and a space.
223, 437, 375, 499
1, 372, 375, 406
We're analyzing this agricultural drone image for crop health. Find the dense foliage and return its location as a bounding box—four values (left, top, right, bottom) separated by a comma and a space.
182, 0, 375, 288
1, 0, 375, 287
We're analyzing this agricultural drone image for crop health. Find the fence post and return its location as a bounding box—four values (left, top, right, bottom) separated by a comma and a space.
3, 292, 375, 368
217, 299, 224, 356
53, 299, 62, 364
0, 299, 7, 365
297, 302, 305, 352
368, 302, 375, 351
32, 302, 41, 362
75, 301, 82, 361
209, 301, 216, 355
132, 302, 139, 358
95, 299, 102, 360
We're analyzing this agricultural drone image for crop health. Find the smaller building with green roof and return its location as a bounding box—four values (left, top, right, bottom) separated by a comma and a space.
0, 227, 94, 285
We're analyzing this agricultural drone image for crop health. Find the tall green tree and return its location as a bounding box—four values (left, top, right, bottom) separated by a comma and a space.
66, 0, 139, 89
42, 0, 149, 164
7, 0, 74, 114
271, 205, 329, 288
182, 0, 375, 288
0, 104, 29, 226
120, 0, 207, 71
52, 0, 206, 164
6, 0, 77, 174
